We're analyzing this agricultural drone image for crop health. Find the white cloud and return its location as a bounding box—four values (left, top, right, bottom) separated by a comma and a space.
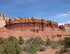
58, 21, 70, 26
49, 11, 70, 25
58, 23, 65, 26
54, 12, 70, 18
68, 11, 70, 14
50, 11, 70, 19
67, 21, 70, 23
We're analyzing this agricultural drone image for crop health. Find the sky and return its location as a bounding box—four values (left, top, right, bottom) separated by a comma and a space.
0, 0, 70, 25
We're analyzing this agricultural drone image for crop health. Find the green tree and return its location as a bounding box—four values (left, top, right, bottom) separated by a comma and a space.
13, 41, 21, 54
2, 39, 16, 54
18, 36, 24, 45
2, 36, 21, 54
8, 36, 21, 54
64, 37, 70, 48
8, 36, 18, 43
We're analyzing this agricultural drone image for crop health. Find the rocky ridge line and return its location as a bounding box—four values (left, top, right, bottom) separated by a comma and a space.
0, 13, 69, 40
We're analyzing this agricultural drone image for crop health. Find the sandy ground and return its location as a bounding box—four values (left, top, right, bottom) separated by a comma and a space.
37, 47, 59, 54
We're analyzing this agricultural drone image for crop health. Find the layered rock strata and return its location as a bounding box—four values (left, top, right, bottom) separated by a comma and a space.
0, 13, 69, 40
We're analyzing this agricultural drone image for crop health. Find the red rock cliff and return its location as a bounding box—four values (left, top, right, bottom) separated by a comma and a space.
5, 17, 58, 31
0, 14, 69, 40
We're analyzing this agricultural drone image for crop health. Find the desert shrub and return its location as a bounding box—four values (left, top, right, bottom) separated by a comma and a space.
26, 37, 33, 44
37, 46, 46, 51
2, 39, 16, 54
26, 36, 44, 47
23, 44, 37, 54
8, 36, 18, 43
1, 37, 21, 54
0, 45, 5, 54
18, 36, 24, 45
58, 47, 67, 54
45, 39, 52, 46
13, 40, 21, 54
64, 37, 70, 48
57, 39, 64, 45
0, 37, 4, 45
32, 37, 44, 47
51, 42, 58, 49
8, 36, 21, 54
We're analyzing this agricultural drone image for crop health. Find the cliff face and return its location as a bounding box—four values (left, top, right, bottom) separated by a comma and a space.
59, 25, 65, 31
5, 17, 58, 31
64, 24, 70, 34
0, 14, 6, 27
59, 24, 70, 34
0, 13, 69, 40
0, 13, 8, 20
0, 20, 6, 27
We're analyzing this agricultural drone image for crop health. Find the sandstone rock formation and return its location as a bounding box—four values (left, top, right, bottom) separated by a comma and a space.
0, 20, 6, 27
59, 25, 65, 31
0, 13, 69, 40
62, 24, 70, 34
0, 14, 7, 27
0, 13, 8, 20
